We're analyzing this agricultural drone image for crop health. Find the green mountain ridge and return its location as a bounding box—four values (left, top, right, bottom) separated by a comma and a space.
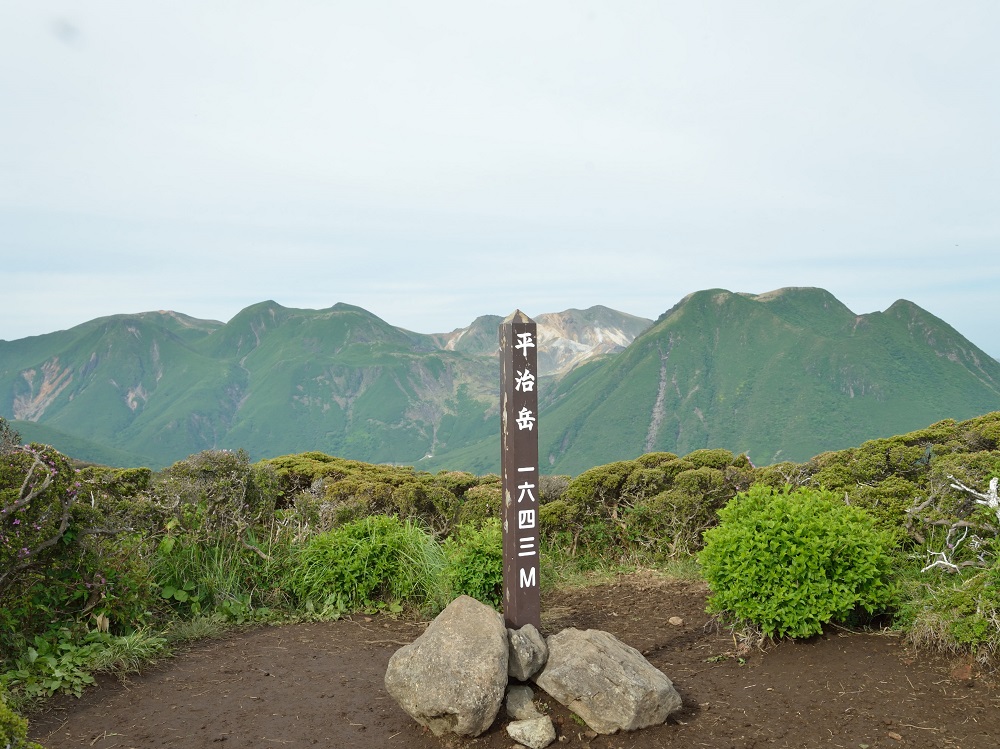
533, 288, 1000, 472
1, 289, 997, 472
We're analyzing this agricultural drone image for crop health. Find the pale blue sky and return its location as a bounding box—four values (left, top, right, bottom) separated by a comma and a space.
2, 1, 999, 356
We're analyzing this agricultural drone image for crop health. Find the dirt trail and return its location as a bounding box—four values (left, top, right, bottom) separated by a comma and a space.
29, 573, 1000, 749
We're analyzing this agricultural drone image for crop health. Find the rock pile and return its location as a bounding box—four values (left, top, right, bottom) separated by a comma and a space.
384, 596, 682, 748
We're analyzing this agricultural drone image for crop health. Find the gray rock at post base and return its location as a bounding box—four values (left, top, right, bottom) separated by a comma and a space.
384, 595, 509, 737
506, 716, 557, 749
506, 684, 544, 720
533, 628, 682, 735
508, 623, 548, 681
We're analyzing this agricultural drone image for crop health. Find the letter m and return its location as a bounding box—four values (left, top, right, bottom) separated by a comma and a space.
519, 566, 537, 589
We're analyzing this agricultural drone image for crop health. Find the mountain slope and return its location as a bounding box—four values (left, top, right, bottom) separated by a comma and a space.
2, 290, 996, 473
0, 303, 648, 468
533, 288, 1000, 473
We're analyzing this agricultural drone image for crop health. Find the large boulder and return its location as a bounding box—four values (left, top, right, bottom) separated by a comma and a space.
384, 596, 508, 737
533, 628, 682, 734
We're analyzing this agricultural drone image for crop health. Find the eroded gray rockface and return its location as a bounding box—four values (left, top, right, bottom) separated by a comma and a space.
533, 627, 682, 734
383, 595, 508, 737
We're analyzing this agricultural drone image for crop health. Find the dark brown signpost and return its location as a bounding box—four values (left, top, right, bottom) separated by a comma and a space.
500, 310, 541, 630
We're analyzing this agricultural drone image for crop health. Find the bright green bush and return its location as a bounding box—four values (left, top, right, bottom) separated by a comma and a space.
700, 484, 897, 638
442, 519, 503, 608
288, 515, 445, 614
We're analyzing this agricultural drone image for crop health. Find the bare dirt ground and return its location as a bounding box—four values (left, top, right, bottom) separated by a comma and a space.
29, 573, 1000, 749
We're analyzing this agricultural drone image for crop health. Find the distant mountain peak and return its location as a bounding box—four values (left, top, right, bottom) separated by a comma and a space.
432, 306, 653, 376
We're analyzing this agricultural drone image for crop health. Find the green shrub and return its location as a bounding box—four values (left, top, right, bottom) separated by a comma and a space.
1, 689, 42, 749
1, 445, 152, 662
76, 466, 159, 533
700, 484, 897, 638
152, 449, 280, 537
849, 475, 919, 533
442, 519, 503, 608
685, 448, 745, 470
288, 515, 445, 615
455, 483, 501, 527
563, 461, 634, 514
959, 412, 1000, 451
0, 417, 20, 455
151, 528, 292, 622
897, 560, 1000, 661
265, 452, 501, 534
633, 452, 679, 468
628, 486, 726, 556
538, 474, 570, 503
753, 461, 811, 489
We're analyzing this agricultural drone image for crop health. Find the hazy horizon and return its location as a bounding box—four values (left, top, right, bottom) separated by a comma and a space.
3, 2, 998, 355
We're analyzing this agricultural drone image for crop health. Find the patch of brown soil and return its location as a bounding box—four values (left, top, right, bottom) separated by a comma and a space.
29, 573, 1000, 749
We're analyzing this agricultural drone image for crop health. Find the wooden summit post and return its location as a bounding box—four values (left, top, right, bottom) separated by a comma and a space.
500, 310, 541, 630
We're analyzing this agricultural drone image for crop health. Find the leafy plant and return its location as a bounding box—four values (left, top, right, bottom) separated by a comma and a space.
1, 630, 94, 703
288, 515, 446, 614
1, 628, 167, 715
700, 484, 897, 638
151, 525, 291, 621
442, 519, 503, 608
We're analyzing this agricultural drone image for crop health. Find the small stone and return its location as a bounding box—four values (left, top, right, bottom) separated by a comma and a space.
508, 624, 548, 681
668, 616, 684, 626
950, 659, 974, 681
506, 685, 543, 720
506, 716, 557, 749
